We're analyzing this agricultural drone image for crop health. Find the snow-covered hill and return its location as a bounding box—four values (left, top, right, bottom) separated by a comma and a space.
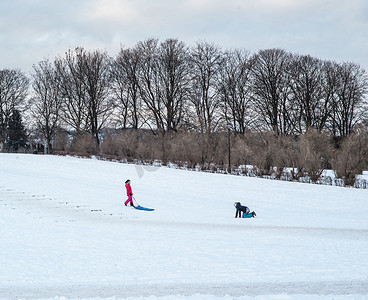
0, 154, 367, 300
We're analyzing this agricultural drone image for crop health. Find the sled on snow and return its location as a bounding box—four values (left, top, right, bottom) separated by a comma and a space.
132, 196, 155, 211
133, 205, 155, 211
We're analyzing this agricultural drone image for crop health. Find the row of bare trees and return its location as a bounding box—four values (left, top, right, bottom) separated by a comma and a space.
110, 40, 368, 138
30, 48, 113, 152
26, 39, 368, 152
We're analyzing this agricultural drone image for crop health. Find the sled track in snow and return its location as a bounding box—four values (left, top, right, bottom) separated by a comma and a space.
0, 186, 124, 221
1, 281, 368, 299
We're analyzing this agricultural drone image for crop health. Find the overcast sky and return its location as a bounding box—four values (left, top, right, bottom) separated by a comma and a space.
1, 0, 367, 74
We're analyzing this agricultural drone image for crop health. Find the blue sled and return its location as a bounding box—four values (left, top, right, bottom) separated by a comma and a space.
134, 205, 155, 211
242, 212, 255, 218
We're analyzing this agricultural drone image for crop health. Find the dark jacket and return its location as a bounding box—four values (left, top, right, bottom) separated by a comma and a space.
236, 202, 250, 214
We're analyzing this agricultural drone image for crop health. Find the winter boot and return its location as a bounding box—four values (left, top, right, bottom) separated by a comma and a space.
252, 211, 256, 217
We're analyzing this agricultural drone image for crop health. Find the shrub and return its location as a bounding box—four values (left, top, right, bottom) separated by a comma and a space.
331, 129, 368, 186
69, 134, 99, 156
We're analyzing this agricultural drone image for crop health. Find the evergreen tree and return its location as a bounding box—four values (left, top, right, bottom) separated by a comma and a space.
6, 110, 28, 152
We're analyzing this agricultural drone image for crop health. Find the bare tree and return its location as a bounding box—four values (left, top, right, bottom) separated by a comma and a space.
111, 46, 142, 129
289, 55, 328, 133
157, 38, 191, 132
31, 60, 63, 153
186, 42, 224, 164
189, 41, 223, 134
80, 48, 113, 145
136, 38, 164, 133
218, 49, 253, 134
0, 69, 29, 152
56, 48, 113, 145
329, 62, 368, 138
136, 38, 190, 134
251, 49, 293, 136
134, 38, 191, 162
55, 48, 89, 135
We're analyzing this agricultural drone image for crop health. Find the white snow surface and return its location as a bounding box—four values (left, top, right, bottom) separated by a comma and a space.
0, 153, 367, 300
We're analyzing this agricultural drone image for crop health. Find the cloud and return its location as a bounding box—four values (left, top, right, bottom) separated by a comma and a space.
0, 0, 367, 73
83, 0, 142, 24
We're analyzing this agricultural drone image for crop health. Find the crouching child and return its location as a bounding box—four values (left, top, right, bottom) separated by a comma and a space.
234, 202, 256, 218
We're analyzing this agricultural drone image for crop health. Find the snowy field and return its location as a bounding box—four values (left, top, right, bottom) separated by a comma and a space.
0, 153, 367, 300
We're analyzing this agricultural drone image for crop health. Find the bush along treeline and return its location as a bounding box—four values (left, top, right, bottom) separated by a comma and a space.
1, 38, 368, 187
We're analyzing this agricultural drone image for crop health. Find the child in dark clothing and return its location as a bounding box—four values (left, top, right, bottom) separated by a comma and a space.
234, 202, 256, 218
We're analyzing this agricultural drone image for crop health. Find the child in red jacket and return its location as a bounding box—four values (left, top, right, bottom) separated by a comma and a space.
124, 179, 134, 206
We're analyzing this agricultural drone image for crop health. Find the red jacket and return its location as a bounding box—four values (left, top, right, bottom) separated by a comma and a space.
125, 184, 133, 196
